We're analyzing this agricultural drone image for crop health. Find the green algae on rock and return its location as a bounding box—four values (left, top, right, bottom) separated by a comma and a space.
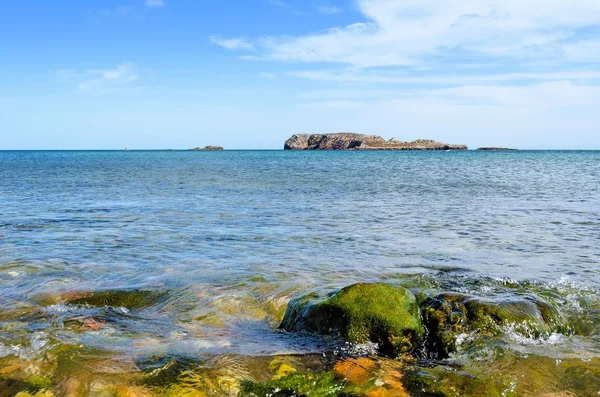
280, 283, 424, 356
64, 289, 172, 311
420, 293, 569, 358
240, 371, 344, 397
33, 288, 172, 311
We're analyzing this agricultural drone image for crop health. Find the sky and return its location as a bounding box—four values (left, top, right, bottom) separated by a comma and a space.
1, 0, 600, 149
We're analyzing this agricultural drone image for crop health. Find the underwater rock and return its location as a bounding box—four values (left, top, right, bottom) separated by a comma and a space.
65, 317, 108, 332
14, 391, 56, 397
280, 283, 424, 357
334, 357, 377, 386
0, 354, 57, 390
335, 356, 410, 397
420, 293, 568, 358
34, 288, 171, 311
115, 386, 154, 397
240, 371, 344, 397
242, 357, 409, 397
559, 363, 600, 396
269, 358, 297, 381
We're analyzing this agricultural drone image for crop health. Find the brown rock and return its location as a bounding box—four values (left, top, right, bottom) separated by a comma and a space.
188, 146, 224, 151
284, 133, 467, 150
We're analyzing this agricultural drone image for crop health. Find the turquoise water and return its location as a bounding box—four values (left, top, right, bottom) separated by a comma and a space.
1, 150, 600, 395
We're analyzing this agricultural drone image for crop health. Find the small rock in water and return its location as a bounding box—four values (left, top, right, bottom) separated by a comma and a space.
65, 316, 108, 331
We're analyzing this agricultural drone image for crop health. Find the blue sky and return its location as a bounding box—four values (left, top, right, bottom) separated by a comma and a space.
1, 0, 599, 149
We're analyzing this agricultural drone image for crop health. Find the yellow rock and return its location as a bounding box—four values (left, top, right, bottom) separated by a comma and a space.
116, 386, 154, 397
0, 362, 22, 375
269, 358, 297, 381
14, 391, 55, 397
163, 385, 207, 397
272, 363, 296, 381
364, 386, 410, 397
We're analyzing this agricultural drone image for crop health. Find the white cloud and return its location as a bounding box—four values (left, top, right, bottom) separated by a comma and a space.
145, 0, 165, 8
210, 36, 254, 51
214, 0, 600, 68
202, 0, 600, 149
57, 63, 139, 94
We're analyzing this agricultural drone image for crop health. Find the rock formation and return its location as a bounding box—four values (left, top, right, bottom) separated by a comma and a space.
284, 133, 467, 150
279, 283, 424, 357
477, 147, 517, 151
188, 146, 224, 151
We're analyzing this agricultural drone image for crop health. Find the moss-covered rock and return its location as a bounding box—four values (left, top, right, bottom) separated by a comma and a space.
420, 293, 569, 358
65, 289, 171, 311
280, 283, 424, 357
559, 363, 600, 396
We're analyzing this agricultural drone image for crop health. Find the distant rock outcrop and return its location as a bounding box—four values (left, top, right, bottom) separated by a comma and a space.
477, 147, 517, 151
189, 146, 224, 151
284, 133, 467, 150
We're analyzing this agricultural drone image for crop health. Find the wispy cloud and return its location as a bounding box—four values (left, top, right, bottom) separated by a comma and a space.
210, 36, 254, 51
265, 0, 289, 7
56, 63, 140, 94
260, 72, 277, 79
293, 81, 600, 149
204, 0, 600, 149
100, 6, 133, 17
145, 0, 165, 8
299, 81, 600, 109
213, 0, 600, 68
289, 70, 600, 85
314, 5, 341, 14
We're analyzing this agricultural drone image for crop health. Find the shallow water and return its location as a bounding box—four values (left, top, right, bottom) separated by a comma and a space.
1, 150, 599, 396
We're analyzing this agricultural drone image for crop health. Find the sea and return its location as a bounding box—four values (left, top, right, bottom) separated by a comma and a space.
0, 150, 599, 396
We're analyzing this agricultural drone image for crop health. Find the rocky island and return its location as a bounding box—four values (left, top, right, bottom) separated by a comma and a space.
284, 133, 467, 150
477, 147, 518, 151
188, 145, 224, 151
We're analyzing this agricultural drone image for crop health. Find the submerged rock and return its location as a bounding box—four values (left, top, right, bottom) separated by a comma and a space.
241, 356, 410, 397
35, 288, 171, 311
240, 371, 343, 397
14, 392, 55, 397
280, 283, 424, 356
283, 133, 468, 151
420, 293, 569, 358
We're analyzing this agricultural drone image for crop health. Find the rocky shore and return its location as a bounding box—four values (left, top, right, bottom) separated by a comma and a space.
238, 281, 587, 396
284, 133, 468, 150
3, 280, 597, 396
188, 146, 224, 151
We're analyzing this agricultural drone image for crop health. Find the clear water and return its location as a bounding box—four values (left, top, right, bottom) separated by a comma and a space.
1, 150, 599, 395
